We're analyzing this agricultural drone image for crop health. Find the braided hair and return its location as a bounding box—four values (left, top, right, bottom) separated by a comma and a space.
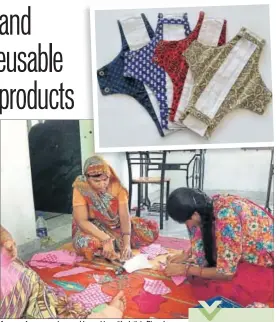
167, 187, 216, 267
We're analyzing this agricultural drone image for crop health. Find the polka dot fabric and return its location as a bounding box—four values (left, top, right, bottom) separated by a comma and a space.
97, 14, 164, 137
124, 13, 191, 130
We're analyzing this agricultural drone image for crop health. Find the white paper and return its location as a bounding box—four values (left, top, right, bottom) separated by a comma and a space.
123, 254, 152, 273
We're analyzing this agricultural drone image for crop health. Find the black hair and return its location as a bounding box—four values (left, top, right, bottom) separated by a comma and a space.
167, 187, 216, 267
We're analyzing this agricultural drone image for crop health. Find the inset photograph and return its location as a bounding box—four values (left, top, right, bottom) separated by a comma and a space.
91, 4, 273, 150
1, 120, 274, 317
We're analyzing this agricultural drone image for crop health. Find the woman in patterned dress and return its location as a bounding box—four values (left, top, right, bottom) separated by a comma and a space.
72, 155, 159, 261
165, 188, 273, 280
0, 225, 127, 319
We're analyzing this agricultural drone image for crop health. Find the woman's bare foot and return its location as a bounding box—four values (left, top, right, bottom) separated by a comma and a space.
109, 291, 126, 312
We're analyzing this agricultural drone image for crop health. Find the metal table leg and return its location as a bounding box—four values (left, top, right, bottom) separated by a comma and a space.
265, 149, 274, 213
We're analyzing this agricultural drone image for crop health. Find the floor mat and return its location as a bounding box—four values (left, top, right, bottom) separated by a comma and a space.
30, 236, 197, 318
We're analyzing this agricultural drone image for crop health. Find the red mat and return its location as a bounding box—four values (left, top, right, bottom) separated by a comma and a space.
30, 236, 273, 318
31, 236, 196, 318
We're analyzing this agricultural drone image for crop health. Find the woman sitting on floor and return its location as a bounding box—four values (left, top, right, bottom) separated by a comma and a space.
164, 188, 274, 305
0, 225, 126, 319
72, 155, 159, 261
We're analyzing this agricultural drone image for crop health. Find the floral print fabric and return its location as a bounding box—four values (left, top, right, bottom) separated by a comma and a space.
188, 195, 274, 275
72, 217, 159, 261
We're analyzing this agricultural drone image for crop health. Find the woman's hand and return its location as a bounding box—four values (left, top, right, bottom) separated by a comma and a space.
102, 239, 119, 260
164, 263, 186, 277
120, 244, 133, 261
109, 290, 126, 313
167, 250, 190, 264
3, 239, 17, 260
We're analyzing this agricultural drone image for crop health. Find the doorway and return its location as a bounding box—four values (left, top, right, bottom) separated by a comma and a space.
27, 120, 82, 219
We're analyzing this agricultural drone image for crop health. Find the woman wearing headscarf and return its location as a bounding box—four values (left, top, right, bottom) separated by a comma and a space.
0, 225, 127, 319
164, 188, 274, 305
72, 155, 159, 261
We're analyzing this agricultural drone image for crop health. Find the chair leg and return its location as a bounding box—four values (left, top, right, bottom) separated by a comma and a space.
128, 182, 133, 212
145, 183, 151, 209
160, 182, 164, 230
136, 183, 141, 218
166, 181, 170, 221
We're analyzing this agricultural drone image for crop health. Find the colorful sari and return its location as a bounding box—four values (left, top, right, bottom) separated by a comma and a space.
186, 194, 274, 306
0, 259, 124, 319
72, 156, 159, 260
0, 223, 124, 319
0, 259, 88, 319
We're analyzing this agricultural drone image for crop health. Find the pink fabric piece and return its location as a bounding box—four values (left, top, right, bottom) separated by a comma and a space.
76, 256, 84, 262
0, 249, 22, 297
69, 283, 112, 310
159, 262, 166, 270
30, 250, 84, 266
53, 267, 92, 278
133, 290, 167, 314
140, 244, 168, 260
172, 275, 187, 286
143, 278, 171, 295
29, 261, 62, 269
158, 262, 186, 285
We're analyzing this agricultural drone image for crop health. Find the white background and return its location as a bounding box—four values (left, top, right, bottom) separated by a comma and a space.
93, 5, 273, 150
0, 0, 93, 119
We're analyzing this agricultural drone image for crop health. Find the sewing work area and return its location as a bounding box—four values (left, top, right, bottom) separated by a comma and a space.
0, 120, 274, 319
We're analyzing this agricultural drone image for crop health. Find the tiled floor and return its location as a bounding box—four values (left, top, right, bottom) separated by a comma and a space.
20, 189, 273, 261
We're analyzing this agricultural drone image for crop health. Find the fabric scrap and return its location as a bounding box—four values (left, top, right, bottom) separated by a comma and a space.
133, 290, 167, 314
172, 275, 187, 286
143, 278, 171, 295
69, 283, 112, 310
52, 280, 85, 292
123, 254, 152, 273
31, 250, 83, 264
93, 274, 113, 284
53, 267, 92, 278
140, 244, 168, 260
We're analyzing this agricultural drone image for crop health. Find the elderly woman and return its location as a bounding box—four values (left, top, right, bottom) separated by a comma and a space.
164, 188, 274, 305
72, 155, 159, 261
0, 225, 127, 319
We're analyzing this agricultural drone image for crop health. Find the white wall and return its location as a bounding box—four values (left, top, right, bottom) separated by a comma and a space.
101, 152, 125, 179
79, 120, 124, 178
204, 149, 272, 192
1, 121, 37, 246
79, 120, 95, 168
114, 149, 273, 206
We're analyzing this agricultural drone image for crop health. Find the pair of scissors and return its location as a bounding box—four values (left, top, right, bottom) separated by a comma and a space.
94, 254, 126, 275
106, 258, 125, 275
